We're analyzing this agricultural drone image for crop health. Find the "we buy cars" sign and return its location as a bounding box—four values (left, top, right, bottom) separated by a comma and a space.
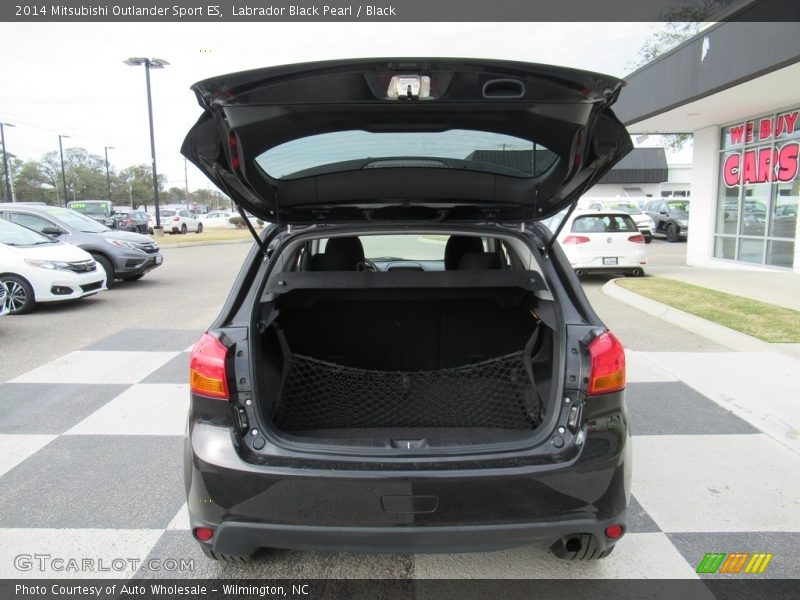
723, 109, 799, 187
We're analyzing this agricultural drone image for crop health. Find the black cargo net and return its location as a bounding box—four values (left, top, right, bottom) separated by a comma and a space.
274, 351, 542, 431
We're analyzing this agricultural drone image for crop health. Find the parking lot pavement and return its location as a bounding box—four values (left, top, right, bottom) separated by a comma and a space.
1, 323, 799, 580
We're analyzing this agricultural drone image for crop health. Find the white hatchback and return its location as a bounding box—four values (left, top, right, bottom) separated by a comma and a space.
555, 210, 647, 277
0, 218, 107, 314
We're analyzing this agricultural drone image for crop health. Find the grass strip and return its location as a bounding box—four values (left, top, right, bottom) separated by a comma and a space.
155, 228, 256, 245
616, 277, 800, 343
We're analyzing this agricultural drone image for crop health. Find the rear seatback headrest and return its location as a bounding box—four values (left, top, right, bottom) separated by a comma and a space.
325, 237, 365, 266
458, 252, 502, 270
444, 236, 484, 270
309, 253, 357, 271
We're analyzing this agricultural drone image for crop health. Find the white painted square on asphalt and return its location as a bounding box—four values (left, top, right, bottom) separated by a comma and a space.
633, 434, 800, 533
0, 434, 57, 478
638, 352, 800, 452
65, 384, 189, 436
625, 350, 680, 383
0, 528, 162, 579
10, 351, 179, 385
167, 503, 190, 530
414, 533, 701, 580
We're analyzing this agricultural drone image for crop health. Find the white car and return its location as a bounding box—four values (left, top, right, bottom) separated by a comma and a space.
585, 199, 656, 243
0, 281, 7, 316
0, 218, 106, 314
198, 210, 235, 229
554, 210, 647, 277
159, 208, 202, 234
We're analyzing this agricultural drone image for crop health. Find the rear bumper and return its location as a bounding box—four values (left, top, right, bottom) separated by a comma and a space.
191, 513, 626, 556
185, 396, 631, 555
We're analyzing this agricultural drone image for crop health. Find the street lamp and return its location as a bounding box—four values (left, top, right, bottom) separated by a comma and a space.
58, 134, 70, 207
104, 145, 115, 205
1, 122, 15, 203
124, 57, 169, 232
184, 157, 190, 210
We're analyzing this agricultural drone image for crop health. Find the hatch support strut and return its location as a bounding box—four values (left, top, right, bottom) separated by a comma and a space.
545, 201, 578, 253
235, 204, 270, 258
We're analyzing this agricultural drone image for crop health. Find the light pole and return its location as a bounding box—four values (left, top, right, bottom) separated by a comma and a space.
1, 122, 16, 202
124, 57, 168, 233
58, 134, 70, 207
104, 145, 115, 204
184, 157, 190, 211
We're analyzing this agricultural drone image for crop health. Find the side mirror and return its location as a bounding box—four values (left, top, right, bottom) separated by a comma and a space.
41, 226, 63, 236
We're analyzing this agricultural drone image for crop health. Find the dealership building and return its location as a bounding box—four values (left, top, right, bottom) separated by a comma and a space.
614, 17, 800, 272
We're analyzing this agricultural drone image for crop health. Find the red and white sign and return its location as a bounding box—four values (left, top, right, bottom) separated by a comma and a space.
723, 110, 800, 187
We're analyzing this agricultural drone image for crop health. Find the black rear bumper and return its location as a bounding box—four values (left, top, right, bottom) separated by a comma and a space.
184, 393, 631, 556
191, 514, 626, 556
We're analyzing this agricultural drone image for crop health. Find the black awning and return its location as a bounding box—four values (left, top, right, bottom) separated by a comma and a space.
596, 148, 668, 184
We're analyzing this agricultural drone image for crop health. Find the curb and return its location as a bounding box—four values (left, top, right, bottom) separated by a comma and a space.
601, 278, 786, 354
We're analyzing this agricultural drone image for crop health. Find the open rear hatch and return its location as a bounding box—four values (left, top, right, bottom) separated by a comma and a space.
183, 58, 633, 453
181, 58, 632, 226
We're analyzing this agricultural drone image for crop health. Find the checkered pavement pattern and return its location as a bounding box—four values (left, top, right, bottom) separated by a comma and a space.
1, 328, 799, 580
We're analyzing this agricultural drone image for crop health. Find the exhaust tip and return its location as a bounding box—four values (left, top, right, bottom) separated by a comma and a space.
565, 537, 582, 553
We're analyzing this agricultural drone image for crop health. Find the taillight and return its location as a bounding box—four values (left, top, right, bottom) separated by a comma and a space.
190, 333, 229, 400
173, 216, 180, 221
587, 332, 625, 395
628, 234, 645, 243
562, 235, 591, 244
229, 133, 240, 170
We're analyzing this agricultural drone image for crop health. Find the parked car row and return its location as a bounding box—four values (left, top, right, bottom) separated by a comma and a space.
0, 203, 163, 314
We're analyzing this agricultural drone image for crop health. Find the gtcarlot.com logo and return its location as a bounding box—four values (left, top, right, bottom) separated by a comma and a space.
696, 552, 773, 574
14, 554, 195, 573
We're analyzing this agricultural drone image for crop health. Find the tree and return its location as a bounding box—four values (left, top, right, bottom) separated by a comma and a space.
631, 0, 733, 151
114, 164, 167, 208
37, 148, 110, 203
12, 158, 56, 203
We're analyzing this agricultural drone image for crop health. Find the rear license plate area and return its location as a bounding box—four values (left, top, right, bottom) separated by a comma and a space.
603, 257, 618, 265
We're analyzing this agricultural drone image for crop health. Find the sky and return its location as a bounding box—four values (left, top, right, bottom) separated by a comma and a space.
0, 21, 687, 193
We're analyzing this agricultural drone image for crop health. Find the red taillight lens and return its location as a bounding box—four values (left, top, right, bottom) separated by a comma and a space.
172, 216, 180, 221
562, 235, 591, 244
628, 234, 645, 243
190, 333, 229, 400
194, 527, 214, 541
229, 133, 241, 170
605, 524, 624, 540
587, 332, 626, 396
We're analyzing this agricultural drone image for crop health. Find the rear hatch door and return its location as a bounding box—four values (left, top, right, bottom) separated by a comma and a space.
181, 58, 633, 224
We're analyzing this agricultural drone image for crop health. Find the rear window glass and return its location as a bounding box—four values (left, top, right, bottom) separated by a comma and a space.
319, 234, 456, 261
257, 130, 558, 180
571, 214, 638, 233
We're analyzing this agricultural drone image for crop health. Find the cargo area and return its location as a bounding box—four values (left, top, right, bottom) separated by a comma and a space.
255, 285, 556, 450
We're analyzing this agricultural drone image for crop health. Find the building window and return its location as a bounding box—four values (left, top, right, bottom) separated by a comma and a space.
714, 107, 800, 268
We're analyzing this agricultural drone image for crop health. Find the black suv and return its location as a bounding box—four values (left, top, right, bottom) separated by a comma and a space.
644, 199, 690, 242
183, 59, 632, 562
